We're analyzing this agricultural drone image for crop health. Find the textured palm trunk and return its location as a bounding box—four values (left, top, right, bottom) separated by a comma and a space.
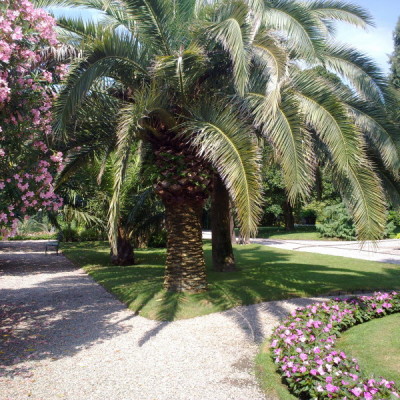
163, 200, 207, 292
211, 174, 236, 272
153, 143, 212, 292
110, 225, 134, 266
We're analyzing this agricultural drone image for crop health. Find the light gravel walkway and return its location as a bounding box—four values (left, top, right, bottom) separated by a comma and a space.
203, 231, 400, 265
252, 238, 400, 265
0, 241, 324, 400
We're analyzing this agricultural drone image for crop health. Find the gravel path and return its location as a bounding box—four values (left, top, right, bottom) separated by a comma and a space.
0, 241, 321, 400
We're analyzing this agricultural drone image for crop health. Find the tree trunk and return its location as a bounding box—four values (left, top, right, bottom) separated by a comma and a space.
230, 208, 236, 244
153, 142, 212, 292
283, 201, 295, 231
111, 225, 134, 265
211, 174, 236, 272
163, 200, 207, 292
316, 166, 323, 201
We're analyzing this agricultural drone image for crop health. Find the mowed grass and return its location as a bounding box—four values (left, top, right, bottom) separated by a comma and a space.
256, 226, 323, 240
256, 226, 400, 240
255, 343, 297, 400
63, 242, 400, 321
337, 313, 400, 384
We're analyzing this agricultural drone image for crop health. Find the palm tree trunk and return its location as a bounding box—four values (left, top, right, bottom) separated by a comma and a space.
111, 225, 134, 265
283, 201, 295, 231
164, 200, 207, 292
211, 174, 236, 272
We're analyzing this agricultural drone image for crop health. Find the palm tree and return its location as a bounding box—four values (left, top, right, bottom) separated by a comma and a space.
55, 85, 165, 264
40, 0, 397, 291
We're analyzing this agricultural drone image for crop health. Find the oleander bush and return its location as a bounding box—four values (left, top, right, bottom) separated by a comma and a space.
270, 292, 400, 399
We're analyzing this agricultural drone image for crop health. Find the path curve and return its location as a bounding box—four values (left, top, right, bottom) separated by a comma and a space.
0, 241, 325, 400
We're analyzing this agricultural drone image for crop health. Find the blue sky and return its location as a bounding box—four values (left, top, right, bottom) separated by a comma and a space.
335, 0, 400, 73
53, 0, 400, 73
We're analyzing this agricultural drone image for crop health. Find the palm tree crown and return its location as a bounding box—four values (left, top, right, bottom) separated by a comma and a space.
40, 0, 400, 291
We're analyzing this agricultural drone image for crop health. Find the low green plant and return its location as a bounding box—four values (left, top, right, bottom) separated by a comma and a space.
317, 203, 356, 240
148, 230, 167, 248
317, 204, 395, 240
388, 210, 400, 228
79, 227, 107, 241
60, 226, 80, 242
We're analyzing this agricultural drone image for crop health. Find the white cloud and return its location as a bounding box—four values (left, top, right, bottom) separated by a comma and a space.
335, 24, 394, 73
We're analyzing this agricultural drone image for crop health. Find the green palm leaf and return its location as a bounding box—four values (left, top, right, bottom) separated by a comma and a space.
180, 104, 263, 238
291, 70, 386, 240
204, 1, 251, 95
323, 44, 387, 103
307, 0, 374, 29
108, 87, 158, 253
263, 0, 326, 61
244, 87, 312, 202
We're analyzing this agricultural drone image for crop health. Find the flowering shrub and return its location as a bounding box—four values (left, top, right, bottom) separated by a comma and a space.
0, 0, 66, 237
270, 292, 400, 399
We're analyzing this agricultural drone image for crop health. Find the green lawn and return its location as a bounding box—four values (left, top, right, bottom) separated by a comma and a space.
256, 226, 324, 240
255, 344, 297, 400
255, 226, 400, 240
62, 242, 400, 321
337, 313, 400, 384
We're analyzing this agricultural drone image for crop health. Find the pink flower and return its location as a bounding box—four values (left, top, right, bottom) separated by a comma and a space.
299, 353, 308, 361
350, 387, 363, 397
326, 383, 339, 393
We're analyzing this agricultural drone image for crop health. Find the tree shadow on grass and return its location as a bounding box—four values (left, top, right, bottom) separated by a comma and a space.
66, 243, 400, 346
3, 240, 400, 364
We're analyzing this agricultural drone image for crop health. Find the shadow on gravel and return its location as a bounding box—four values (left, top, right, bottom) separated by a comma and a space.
0, 242, 136, 379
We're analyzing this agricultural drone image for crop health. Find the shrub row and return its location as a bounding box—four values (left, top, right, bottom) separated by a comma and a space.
270, 292, 400, 399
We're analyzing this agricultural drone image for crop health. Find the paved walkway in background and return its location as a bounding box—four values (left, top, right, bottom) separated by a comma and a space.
0, 240, 328, 400
202, 231, 400, 264
252, 238, 400, 265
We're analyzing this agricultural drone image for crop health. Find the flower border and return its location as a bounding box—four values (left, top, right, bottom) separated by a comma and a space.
270, 292, 400, 399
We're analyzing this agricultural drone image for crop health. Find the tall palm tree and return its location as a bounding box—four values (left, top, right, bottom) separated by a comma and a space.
39, 0, 398, 291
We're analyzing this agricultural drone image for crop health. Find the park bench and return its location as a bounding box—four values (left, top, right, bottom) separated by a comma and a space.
45, 240, 59, 255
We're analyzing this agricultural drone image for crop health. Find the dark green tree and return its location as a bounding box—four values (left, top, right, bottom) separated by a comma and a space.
390, 17, 400, 89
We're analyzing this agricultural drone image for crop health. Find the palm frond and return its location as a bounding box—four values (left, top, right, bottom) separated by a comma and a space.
323, 44, 387, 103
251, 30, 289, 114
120, 0, 173, 54
263, 0, 326, 61
108, 87, 158, 253
346, 100, 400, 177
333, 162, 387, 240
205, 1, 251, 95
244, 89, 312, 202
307, 0, 374, 29
153, 44, 208, 100
54, 31, 148, 135
62, 204, 104, 227
291, 70, 386, 240
180, 104, 263, 238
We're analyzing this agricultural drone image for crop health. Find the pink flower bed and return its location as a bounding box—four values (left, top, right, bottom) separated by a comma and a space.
270, 292, 400, 399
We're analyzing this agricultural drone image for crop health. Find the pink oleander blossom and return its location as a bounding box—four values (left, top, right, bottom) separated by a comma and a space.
0, 0, 66, 235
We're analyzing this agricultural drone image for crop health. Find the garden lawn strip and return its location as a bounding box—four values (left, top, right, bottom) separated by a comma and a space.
63, 242, 400, 321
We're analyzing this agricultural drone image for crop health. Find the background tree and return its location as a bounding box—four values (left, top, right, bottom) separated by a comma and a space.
390, 17, 400, 90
